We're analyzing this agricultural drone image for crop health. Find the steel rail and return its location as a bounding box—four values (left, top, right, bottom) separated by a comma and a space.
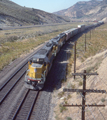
12, 90, 39, 120
0, 71, 26, 105
0, 62, 27, 91
12, 89, 30, 120
26, 91, 39, 120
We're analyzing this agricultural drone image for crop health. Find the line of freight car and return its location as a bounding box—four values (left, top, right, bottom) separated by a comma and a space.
24, 21, 104, 90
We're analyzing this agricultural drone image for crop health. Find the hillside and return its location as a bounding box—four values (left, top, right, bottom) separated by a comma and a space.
51, 23, 107, 120
54, 0, 107, 21
52, 50, 107, 120
0, 0, 70, 27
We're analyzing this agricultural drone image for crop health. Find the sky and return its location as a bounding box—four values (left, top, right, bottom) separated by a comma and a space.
11, 0, 90, 13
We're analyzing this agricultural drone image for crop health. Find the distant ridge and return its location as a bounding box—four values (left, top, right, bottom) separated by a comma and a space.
54, 0, 107, 22
0, 0, 70, 26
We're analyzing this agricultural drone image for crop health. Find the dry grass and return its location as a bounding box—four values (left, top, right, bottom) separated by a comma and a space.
0, 23, 84, 71
0, 31, 60, 70
0, 23, 84, 44
76, 24, 107, 61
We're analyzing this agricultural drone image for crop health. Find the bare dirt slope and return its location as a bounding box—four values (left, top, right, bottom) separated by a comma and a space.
51, 49, 107, 120
54, 0, 107, 22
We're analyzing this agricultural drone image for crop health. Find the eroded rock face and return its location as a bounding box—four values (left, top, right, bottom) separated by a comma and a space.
54, 0, 107, 21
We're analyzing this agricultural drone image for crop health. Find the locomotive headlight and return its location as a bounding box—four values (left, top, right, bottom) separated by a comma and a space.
37, 58, 39, 62
27, 79, 31, 84
28, 79, 30, 82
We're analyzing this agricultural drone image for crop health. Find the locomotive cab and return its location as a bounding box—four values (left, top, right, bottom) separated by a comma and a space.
51, 41, 59, 56
25, 56, 49, 90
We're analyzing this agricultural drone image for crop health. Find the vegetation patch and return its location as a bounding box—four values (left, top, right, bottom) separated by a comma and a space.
0, 23, 85, 71
101, 98, 105, 102
59, 104, 67, 113
76, 24, 107, 61
66, 117, 72, 120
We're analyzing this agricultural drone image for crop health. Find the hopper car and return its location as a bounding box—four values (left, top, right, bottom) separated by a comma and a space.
25, 21, 104, 90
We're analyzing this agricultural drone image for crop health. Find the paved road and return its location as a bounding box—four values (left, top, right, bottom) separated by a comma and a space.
1, 22, 72, 30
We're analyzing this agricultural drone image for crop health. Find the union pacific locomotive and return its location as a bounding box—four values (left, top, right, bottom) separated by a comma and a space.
25, 21, 104, 90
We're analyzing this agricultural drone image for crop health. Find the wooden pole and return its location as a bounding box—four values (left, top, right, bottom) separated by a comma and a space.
82, 70, 86, 120
63, 71, 106, 120
85, 33, 86, 52
74, 41, 76, 79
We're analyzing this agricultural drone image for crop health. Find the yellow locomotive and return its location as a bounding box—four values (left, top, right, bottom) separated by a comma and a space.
25, 33, 66, 90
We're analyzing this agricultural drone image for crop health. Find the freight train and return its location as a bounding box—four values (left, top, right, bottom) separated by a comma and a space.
25, 21, 104, 90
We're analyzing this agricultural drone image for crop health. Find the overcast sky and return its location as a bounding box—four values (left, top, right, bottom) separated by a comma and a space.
11, 0, 90, 13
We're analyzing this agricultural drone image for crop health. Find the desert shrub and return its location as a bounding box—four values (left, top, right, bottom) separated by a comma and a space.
66, 117, 72, 120
59, 104, 67, 113
8, 36, 19, 42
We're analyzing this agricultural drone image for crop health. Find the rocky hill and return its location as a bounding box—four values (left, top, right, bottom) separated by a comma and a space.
54, 0, 107, 21
0, 0, 70, 27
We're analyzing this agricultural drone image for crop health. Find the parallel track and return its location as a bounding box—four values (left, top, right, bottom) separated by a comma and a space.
11, 90, 39, 120
0, 45, 44, 105
0, 70, 26, 105
0, 62, 27, 91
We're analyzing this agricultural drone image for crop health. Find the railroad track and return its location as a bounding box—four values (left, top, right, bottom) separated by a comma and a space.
0, 62, 27, 91
0, 44, 45, 105
0, 64, 27, 105
10, 90, 40, 120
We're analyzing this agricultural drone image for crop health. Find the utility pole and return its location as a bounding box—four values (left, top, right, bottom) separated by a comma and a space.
90, 30, 91, 40
74, 41, 76, 79
63, 70, 106, 120
85, 30, 92, 52
85, 33, 86, 52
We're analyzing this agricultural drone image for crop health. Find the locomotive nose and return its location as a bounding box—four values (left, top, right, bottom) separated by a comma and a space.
32, 81, 38, 87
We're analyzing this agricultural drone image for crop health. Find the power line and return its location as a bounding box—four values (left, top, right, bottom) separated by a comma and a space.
79, 92, 96, 120
89, 90, 106, 120
88, 75, 106, 120
63, 70, 106, 120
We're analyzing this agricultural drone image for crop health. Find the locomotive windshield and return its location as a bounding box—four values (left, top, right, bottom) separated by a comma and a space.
38, 58, 44, 64
30, 58, 44, 64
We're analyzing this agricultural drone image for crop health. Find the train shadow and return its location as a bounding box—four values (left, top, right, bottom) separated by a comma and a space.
43, 35, 80, 92
43, 26, 97, 92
